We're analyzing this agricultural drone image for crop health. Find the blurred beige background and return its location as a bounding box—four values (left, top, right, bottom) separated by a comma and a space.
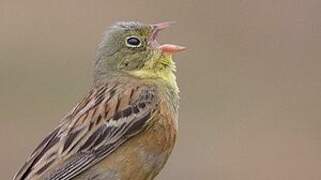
1, 0, 320, 179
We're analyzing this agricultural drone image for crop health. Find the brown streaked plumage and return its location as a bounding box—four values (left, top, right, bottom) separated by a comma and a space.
14, 21, 184, 180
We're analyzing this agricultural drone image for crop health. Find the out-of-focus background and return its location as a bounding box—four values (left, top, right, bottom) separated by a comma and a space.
1, 0, 320, 179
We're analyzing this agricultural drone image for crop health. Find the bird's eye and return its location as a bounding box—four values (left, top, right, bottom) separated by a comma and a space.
125, 36, 142, 47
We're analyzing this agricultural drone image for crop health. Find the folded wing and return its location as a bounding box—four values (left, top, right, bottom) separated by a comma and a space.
14, 83, 158, 180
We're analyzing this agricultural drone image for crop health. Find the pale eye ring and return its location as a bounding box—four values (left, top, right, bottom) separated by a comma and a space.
125, 36, 142, 48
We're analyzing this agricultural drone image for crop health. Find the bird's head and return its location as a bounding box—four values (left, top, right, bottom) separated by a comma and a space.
94, 21, 185, 85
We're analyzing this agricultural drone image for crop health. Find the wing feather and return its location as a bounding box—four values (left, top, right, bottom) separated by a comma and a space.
13, 83, 158, 180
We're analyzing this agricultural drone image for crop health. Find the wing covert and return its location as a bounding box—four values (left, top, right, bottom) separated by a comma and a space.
14, 83, 159, 180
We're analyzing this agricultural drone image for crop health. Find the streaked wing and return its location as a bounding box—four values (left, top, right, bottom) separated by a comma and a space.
14, 82, 158, 180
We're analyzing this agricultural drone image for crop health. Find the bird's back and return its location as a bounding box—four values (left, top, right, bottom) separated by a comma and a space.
14, 77, 178, 180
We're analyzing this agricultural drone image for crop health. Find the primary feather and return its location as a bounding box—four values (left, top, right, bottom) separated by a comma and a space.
14, 81, 159, 180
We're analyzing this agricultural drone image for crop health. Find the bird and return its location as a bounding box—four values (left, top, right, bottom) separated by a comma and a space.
13, 21, 186, 180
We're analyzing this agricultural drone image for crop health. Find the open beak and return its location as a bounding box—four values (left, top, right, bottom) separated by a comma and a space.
149, 21, 186, 55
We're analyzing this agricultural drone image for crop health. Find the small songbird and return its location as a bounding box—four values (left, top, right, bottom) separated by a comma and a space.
13, 21, 185, 180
